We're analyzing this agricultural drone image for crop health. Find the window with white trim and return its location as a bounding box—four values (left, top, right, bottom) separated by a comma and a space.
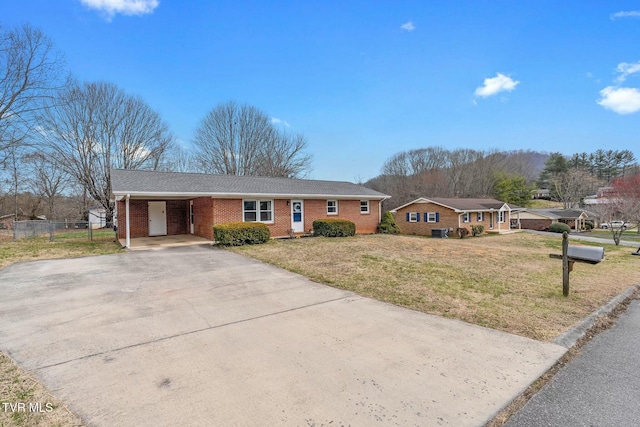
426, 212, 437, 222
462, 212, 470, 222
408, 212, 418, 222
243, 199, 273, 223
477, 212, 484, 221
360, 200, 370, 214
498, 211, 506, 223
327, 200, 338, 215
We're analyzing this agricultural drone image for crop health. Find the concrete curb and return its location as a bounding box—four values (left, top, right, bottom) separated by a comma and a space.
553, 284, 640, 349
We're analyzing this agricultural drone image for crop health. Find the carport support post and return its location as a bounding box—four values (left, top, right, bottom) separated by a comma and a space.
562, 231, 569, 297
125, 194, 130, 249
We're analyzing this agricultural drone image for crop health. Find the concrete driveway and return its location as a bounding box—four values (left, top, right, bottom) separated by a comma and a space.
0, 246, 566, 426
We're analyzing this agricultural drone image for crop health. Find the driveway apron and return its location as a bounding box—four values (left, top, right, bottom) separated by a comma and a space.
0, 246, 566, 426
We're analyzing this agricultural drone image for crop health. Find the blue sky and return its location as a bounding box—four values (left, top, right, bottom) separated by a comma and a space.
4, 0, 640, 182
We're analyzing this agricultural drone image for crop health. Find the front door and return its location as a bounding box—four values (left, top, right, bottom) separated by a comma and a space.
189, 200, 194, 234
148, 201, 167, 236
291, 200, 304, 233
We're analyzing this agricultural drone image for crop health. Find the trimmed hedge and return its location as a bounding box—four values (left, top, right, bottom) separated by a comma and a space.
213, 222, 271, 246
313, 219, 356, 237
549, 222, 571, 234
377, 211, 401, 234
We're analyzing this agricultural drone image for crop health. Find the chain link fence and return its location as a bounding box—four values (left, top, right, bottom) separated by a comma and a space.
13, 220, 117, 242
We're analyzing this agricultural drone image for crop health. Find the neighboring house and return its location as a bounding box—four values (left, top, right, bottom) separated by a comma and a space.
390, 197, 522, 236
88, 207, 107, 229
532, 188, 551, 199
110, 169, 389, 247
518, 209, 590, 231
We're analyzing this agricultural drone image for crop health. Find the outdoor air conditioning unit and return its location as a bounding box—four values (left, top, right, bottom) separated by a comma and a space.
432, 228, 449, 238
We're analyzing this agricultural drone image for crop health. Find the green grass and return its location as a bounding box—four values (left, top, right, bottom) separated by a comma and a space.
589, 228, 640, 243
0, 237, 122, 270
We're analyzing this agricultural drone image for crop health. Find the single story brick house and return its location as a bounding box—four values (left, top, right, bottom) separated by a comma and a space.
518, 209, 589, 231
110, 169, 389, 247
390, 197, 523, 236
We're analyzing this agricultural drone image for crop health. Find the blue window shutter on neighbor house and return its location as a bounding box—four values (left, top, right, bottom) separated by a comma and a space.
436, 213, 440, 222
416, 213, 420, 222
406, 212, 410, 222
424, 213, 428, 222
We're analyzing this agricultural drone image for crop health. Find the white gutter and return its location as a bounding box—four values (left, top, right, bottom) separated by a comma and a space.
112, 191, 388, 200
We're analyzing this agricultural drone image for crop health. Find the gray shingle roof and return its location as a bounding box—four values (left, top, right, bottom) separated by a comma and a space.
429, 197, 511, 211
528, 209, 586, 219
110, 169, 389, 199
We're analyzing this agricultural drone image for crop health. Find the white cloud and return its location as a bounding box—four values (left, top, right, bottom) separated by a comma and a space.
474, 73, 520, 98
80, 0, 159, 20
615, 61, 640, 82
597, 86, 640, 114
271, 117, 290, 127
400, 21, 415, 32
610, 11, 640, 20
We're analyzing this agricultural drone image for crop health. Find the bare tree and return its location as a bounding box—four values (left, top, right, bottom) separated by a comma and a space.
192, 101, 313, 177
550, 168, 602, 208
37, 80, 174, 218
160, 144, 196, 172
0, 23, 64, 156
24, 151, 69, 219
257, 130, 312, 178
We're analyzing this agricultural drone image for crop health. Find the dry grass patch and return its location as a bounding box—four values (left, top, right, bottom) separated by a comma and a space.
0, 352, 82, 426
229, 233, 640, 342
0, 239, 122, 270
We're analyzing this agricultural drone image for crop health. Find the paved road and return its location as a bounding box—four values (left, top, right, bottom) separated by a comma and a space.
0, 246, 565, 427
523, 229, 640, 248
505, 296, 640, 427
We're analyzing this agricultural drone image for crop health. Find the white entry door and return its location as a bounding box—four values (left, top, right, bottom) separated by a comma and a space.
291, 200, 304, 233
148, 201, 167, 236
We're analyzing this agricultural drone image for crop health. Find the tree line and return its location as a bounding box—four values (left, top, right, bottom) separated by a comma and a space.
367, 147, 639, 211
0, 23, 312, 221
366, 148, 548, 209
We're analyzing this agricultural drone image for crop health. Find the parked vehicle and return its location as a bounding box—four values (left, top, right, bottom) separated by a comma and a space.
601, 221, 630, 230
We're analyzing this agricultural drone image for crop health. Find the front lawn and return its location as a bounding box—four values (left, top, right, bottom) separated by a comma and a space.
0, 237, 122, 270
229, 233, 640, 342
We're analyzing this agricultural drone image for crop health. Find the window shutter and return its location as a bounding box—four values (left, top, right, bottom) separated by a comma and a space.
416, 213, 420, 222
406, 212, 410, 222
436, 213, 440, 222
424, 213, 428, 222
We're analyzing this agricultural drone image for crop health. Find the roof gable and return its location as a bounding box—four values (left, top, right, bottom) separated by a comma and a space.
391, 197, 518, 213
110, 169, 389, 199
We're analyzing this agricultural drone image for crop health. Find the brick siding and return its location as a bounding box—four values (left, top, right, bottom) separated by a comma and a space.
520, 218, 552, 231
394, 201, 501, 236
118, 197, 381, 240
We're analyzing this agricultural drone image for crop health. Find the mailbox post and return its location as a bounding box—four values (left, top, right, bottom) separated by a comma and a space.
549, 232, 604, 297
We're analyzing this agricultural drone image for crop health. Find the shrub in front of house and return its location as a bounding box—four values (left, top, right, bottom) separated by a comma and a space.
471, 224, 485, 236
456, 227, 470, 239
377, 211, 401, 234
213, 222, 271, 246
549, 222, 571, 234
313, 219, 356, 237
584, 221, 594, 231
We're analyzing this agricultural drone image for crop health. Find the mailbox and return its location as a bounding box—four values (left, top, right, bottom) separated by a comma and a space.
567, 245, 604, 264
